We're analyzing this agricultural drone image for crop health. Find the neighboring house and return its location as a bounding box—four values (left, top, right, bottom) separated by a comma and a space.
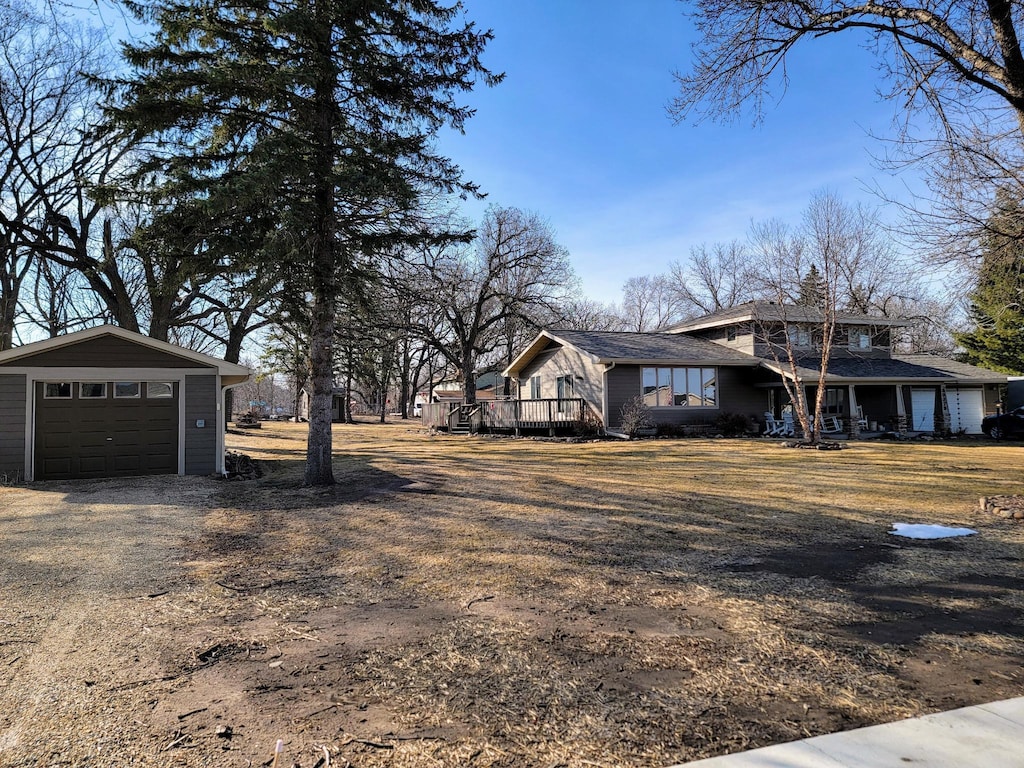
427, 371, 511, 403
0, 325, 250, 481
296, 387, 350, 422
503, 302, 1007, 436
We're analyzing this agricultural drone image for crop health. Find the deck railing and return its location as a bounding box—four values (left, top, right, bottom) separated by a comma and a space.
420, 398, 592, 434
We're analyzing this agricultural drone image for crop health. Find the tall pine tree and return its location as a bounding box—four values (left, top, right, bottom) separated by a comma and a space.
957, 190, 1024, 375
110, 0, 498, 484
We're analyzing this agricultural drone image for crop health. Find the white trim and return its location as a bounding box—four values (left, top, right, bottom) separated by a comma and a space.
23, 373, 190, 481
22, 374, 32, 481
0, 324, 250, 379
177, 380, 186, 475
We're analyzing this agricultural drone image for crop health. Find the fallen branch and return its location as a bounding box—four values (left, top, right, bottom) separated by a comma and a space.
465, 595, 495, 609
163, 732, 190, 751
177, 707, 208, 721
282, 625, 320, 642
341, 737, 394, 750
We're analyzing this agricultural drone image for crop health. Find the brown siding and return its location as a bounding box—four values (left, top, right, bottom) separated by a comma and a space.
0, 335, 212, 369
606, 364, 763, 430
606, 366, 640, 429
0, 374, 26, 480
185, 375, 217, 475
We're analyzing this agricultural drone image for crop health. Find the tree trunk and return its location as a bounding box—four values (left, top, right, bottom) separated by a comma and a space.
303, 31, 338, 486
461, 351, 476, 405
305, 282, 335, 484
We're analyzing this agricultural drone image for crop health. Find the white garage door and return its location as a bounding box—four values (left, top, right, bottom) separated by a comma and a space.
948, 388, 984, 434
910, 388, 935, 431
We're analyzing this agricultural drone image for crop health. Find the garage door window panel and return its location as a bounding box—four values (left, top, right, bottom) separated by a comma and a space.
114, 382, 141, 398
44, 382, 72, 398
147, 382, 174, 399
80, 382, 106, 398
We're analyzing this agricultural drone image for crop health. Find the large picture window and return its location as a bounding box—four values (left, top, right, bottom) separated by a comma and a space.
641, 367, 717, 407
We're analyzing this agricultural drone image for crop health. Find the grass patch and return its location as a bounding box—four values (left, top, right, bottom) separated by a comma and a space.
200, 420, 1024, 766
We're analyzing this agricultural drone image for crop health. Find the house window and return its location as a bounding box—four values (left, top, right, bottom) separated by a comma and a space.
529, 375, 541, 399
641, 367, 717, 407
788, 326, 812, 348
114, 382, 141, 398
80, 382, 106, 399
44, 382, 72, 399
823, 387, 845, 415
848, 327, 871, 350
147, 382, 174, 399
556, 375, 573, 399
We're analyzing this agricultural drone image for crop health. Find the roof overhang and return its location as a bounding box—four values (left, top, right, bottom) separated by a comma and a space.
503, 331, 598, 377
757, 359, 1005, 385
502, 330, 762, 377
0, 324, 252, 383
595, 357, 761, 367
669, 310, 913, 335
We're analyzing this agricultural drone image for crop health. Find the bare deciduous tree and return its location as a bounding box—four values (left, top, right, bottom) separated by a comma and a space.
667, 241, 757, 317
0, 3, 115, 347
750, 192, 854, 443
619, 274, 682, 331
406, 206, 575, 405
672, 0, 1024, 260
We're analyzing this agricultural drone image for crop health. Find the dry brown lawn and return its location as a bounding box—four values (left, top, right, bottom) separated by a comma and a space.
1, 420, 1022, 767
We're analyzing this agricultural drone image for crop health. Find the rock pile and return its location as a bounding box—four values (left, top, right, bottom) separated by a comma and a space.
980, 495, 1024, 521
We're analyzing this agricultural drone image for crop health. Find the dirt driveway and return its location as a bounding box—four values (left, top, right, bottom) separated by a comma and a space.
1, 422, 1022, 767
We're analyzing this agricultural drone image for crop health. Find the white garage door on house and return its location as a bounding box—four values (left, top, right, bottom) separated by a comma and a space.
947, 388, 985, 434
910, 388, 936, 431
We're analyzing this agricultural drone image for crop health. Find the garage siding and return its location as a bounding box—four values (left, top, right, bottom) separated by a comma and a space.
2, 336, 203, 368
0, 374, 26, 481
184, 375, 218, 475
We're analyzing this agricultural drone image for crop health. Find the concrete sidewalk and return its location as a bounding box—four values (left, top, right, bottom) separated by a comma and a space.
669, 697, 1024, 768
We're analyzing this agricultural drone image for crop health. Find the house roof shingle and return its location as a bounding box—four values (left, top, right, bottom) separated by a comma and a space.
664, 301, 912, 334
770, 354, 1007, 383
546, 329, 759, 364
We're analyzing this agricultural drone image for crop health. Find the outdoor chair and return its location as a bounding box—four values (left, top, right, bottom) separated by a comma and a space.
856, 405, 869, 431
763, 411, 784, 436
778, 412, 796, 437
821, 415, 843, 433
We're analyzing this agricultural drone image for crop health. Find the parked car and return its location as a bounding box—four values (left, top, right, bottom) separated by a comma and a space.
982, 406, 1024, 439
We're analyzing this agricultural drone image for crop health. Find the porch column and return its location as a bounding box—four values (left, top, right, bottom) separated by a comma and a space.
894, 385, 907, 433
847, 385, 861, 439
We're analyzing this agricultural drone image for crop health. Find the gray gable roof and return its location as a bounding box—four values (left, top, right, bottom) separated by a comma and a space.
546, 330, 758, 363
772, 354, 1006, 383
665, 301, 911, 333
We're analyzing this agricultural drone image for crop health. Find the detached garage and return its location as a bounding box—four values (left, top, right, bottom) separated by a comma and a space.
0, 325, 250, 481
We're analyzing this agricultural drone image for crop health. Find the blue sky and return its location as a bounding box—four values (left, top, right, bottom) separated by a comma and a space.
437, 0, 920, 304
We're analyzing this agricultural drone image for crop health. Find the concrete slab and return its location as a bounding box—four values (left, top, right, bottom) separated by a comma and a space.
667, 697, 1024, 768
672, 741, 847, 767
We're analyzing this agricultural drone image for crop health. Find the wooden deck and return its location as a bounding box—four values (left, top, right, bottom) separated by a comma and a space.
421, 398, 594, 435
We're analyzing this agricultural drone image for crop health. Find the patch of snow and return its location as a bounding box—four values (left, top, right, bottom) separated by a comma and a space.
889, 523, 978, 539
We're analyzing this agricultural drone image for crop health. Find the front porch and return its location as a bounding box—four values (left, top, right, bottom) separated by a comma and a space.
767, 381, 996, 438
421, 398, 595, 435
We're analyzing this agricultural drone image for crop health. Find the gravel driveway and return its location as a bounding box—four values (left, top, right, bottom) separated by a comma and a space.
0, 476, 217, 767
